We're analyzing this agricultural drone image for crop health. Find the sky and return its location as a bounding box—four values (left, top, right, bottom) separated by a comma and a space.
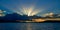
0, 0, 60, 16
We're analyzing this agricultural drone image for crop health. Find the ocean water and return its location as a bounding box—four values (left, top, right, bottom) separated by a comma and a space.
0, 23, 60, 30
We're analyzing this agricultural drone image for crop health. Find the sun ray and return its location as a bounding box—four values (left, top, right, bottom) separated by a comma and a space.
14, 6, 43, 16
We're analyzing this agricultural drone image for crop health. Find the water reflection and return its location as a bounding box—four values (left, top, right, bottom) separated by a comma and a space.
0, 23, 60, 30
18, 23, 57, 30
26, 23, 32, 30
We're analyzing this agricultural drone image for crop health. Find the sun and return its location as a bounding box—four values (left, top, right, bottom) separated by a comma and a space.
16, 6, 42, 16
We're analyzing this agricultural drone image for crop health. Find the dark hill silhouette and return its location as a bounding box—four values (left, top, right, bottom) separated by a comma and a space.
4, 13, 29, 20
0, 13, 42, 22
0, 13, 60, 22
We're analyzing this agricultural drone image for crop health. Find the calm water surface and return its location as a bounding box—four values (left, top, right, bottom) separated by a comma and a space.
0, 23, 60, 30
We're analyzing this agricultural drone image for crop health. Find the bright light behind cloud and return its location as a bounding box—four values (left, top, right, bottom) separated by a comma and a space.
15, 6, 43, 16
42, 12, 54, 17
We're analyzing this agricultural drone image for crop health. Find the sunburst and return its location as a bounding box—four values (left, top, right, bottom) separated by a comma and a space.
15, 6, 42, 16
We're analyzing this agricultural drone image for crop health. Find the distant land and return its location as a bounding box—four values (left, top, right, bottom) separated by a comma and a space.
0, 13, 60, 23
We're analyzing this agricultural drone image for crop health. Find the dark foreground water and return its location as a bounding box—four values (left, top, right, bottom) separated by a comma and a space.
0, 22, 60, 30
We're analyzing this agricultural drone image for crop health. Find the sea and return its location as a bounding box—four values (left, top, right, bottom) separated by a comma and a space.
0, 22, 60, 30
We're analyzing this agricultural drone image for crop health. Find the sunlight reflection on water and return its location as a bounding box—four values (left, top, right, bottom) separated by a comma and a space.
0, 23, 60, 30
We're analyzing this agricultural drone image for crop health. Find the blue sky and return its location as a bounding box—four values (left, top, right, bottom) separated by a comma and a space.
0, 0, 60, 16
